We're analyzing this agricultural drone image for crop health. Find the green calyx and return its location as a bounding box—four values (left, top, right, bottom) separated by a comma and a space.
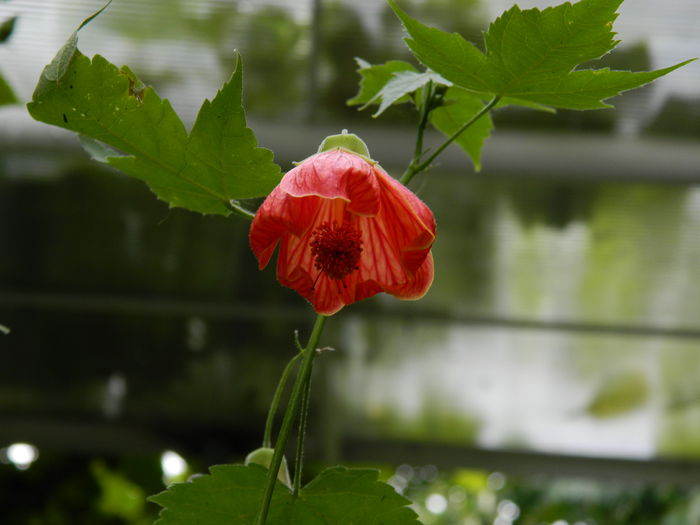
317, 130, 371, 159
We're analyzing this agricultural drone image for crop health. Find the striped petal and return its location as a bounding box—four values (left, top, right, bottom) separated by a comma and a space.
280, 150, 381, 216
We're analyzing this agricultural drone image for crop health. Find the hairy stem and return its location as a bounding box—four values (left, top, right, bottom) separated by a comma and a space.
255, 314, 327, 525
292, 362, 313, 496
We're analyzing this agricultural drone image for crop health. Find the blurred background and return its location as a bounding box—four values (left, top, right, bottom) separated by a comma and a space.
1, 0, 700, 523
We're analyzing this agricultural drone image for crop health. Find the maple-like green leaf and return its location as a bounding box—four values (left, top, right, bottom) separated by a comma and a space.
27, 3, 281, 215
150, 464, 420, 525
347, 59, 418, 107
27, 51, 281, 215
389, 0, 696, 110
429, 87, 493, 171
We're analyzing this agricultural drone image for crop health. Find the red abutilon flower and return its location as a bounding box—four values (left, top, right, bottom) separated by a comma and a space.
249, 132, 436, 315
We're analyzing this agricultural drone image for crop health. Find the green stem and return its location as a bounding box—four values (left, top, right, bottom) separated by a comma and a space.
412, 80, 434, 164
400, 95, 501, 186
262, 351, 303, 448
255, 314, 327, 525
292, 362, 314, 496
227, 199, 256, 221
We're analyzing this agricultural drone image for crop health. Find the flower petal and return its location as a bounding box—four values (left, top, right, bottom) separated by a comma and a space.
373, 164, 436, 263
310, 276, 346, 315
280, 150, 381, 216
348, 166, 435, 301
250, 188, 321, 269
387, 253, 434, 300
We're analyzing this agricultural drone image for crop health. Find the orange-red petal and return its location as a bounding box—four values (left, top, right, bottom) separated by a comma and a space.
280, 150, 381, 216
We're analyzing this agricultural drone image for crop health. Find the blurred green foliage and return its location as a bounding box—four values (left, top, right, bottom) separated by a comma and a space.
318, 2, 377, 120
238, 8, 305, 117
92, 461, 150, 524
587, 370, 650, 418
0, 455, 162, 524
645, 96, 700, 138
0, 14, 17, 105
4, 455, 699, 524
400, 465, 700, 525
0, 73, 15, 105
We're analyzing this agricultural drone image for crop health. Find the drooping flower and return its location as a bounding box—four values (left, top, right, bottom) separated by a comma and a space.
249, 133, 436, 315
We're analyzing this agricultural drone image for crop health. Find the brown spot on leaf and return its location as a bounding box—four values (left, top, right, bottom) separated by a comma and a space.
119, 71, 145, 103
127, 78, 144, 102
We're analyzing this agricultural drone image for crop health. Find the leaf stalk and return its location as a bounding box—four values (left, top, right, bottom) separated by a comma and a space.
262, 351, 303, 448
228, 200, 257, 221
400, 94, 501, 186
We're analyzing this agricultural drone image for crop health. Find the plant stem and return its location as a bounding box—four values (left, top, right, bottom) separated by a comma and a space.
262, 351, 303, 448
400, 95, 501, 186
255, 314, 327, 525
227, 199, 256, 221
412, 80, 434, 165
292, 361, 313, 496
